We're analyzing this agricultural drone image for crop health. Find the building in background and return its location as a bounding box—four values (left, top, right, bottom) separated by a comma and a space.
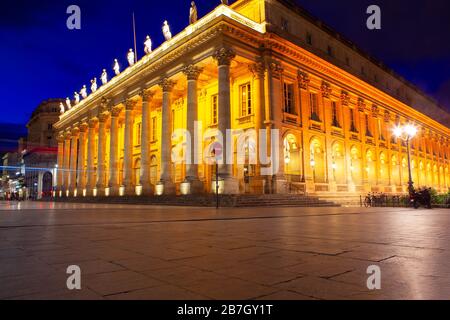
53, 0, 450, 199
1, 99, 62, 200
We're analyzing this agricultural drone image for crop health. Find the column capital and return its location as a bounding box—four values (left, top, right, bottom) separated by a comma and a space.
98, 112, 109, 123
249, 61, 265, 79
321, 82, 332, 99
213, 47, 236, 66
158, 78, 176, 92
57, 134, 65, 143
64, 131, 72, 140
111, 105, 123, 117
341, 91, 350, 106
182, 65, 203, 81
357, 98, 366, 113
125, 99, 138, 111
88, 117, 99, 129
140, 89, 156, 102
71, 127, 80, 137
79, 122, 89, 133
297, 70, 310, 90
100, 97, 111, 112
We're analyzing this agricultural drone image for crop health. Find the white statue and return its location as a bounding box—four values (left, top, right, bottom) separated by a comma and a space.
162, 20, 172, 41
113, 59, 120, 75
91, 78, 98, 93
59, 102, 65, 114
101, 69, 108, 85
127, 49, 135, 66
190, 2, 198, 24
144, 35, 152, 54
74, 92, 80, 104
66, 97, 72, 110
80, 85, 88, 99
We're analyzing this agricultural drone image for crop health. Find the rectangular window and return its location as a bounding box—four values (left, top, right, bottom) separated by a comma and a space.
151, 117, 157, 141
239, 83, 252, 117
211, 95, 218, 124
306, 32, 313, 45
327, 45, 334, 57
283, 83, 295, 114
331, 101, 340, 128
365, 114, 372, 137
309, 93, 320, 121
378, 119, 385, 140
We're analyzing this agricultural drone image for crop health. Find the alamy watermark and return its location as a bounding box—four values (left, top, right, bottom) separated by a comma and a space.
66, 5, 81, 30
366, 265, 381, 290
366, 5, 381, 30
66, 265, 81, 290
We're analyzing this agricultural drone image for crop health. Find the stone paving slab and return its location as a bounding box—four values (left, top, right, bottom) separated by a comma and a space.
0, 201, 449, 300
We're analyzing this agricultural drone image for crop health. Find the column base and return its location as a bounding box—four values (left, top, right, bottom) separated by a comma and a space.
273, 176, 288, 194
329, 181, 337, 193
155, 180, 176, 196
248, 176, 266, 194
348, 181, 356, 193
221, 176, 240, 195
139, 183, 155, 196
182, 177, 204, 195
123, 184, 135, 196
108, 186, 120, 197
305, 179, 315, 193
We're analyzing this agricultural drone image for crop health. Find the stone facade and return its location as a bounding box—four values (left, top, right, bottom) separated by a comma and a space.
53, 0, 450, 198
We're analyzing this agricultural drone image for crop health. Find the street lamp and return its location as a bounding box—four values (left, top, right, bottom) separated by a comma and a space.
393, 124, 418, 195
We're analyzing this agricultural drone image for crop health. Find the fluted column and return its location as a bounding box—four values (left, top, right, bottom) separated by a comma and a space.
77, 123, 88, 192
56, 134, 65, 195
86, 118, 98, 195
139, 90, 155, 195
183, 65, 204, 194
158, 78, 176, 195
213, 47, 239, 194
69, 127, 80, 194
63, 132, 72, 195
123, 100, 136, 195
96, 113, 108, 192
109, 106, 122, 195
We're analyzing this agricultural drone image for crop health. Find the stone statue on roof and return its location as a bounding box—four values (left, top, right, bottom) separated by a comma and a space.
101, 69, 108, 85
59, 102, 65, 114
113, 59, 120, 75
80, 85, 88, 99
144, 36, 152, 55
163, 20, 172, 41
190, 2, 198, 24
65, 98, 71, 110
127, 49, 135, 66
91, 78, 98, 93
74, 92, 80, 104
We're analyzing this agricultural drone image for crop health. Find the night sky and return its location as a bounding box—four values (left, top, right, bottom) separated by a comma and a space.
0, 0, 449, 128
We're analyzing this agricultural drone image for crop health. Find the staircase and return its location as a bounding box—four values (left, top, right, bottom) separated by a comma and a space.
234, 194, 340, 207
48, 193, 340, 208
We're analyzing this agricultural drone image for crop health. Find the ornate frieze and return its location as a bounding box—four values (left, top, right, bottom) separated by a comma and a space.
357, 98, 366, 112
384, 110, 391, 123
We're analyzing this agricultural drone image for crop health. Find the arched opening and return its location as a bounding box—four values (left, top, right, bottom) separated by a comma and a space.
331, 141, 345, 184
350, 146, 362, 185
391, 155, 400, 186
426, 163, 432, 187
42, 171, 53, 197
284, 133, 302, 179
379, 152, 388, 186
366, 149, 376, 185
411, 159, 419, 188
419, 161, 426, 188
433, 165, 439, 188
310, 138, 325, 183
401, 157, 407, 188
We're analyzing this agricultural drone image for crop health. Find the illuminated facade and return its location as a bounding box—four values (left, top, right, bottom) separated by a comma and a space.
54, 0, 450, 198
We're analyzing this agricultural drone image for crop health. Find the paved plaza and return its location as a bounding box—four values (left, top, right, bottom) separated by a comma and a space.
0, 201, 449, 300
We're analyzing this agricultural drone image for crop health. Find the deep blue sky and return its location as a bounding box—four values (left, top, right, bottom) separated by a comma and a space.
1, 0, 449, 127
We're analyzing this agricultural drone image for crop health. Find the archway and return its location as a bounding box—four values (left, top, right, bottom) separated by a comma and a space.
411, 159, 419, 189
42, 171, 53, 197
433, 165, 439, 189
366, 149, 376, 185
284, 133, 302, 178
150, 156, 158, 186
379, 152, 388, 186
426, 163, 432, 186
331, 141, 345, 184
350, 146, 362, 185
419, 161, 426, 187
310, 138, 325, 183
391, 155, 400, 186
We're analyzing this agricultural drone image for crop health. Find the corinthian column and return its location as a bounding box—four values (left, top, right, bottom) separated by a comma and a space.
123, 99, 136, 195
213, 47, 239, 194
96, 112, 109, 193
158, 78, 176, 195
69, 127, 80, 195
139, 90, 155, 195
63, 131, 72, 195
182, 65, 204, 194
77, 123, 88, 192
56, 134, 65, 195
109, 106, 122, 195
86, 118, 98, 195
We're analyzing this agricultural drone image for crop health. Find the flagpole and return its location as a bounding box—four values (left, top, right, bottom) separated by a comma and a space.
133, 12, 138, 63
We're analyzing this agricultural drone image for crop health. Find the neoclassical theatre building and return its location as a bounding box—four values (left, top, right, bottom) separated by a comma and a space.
54, 0, 450, 198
